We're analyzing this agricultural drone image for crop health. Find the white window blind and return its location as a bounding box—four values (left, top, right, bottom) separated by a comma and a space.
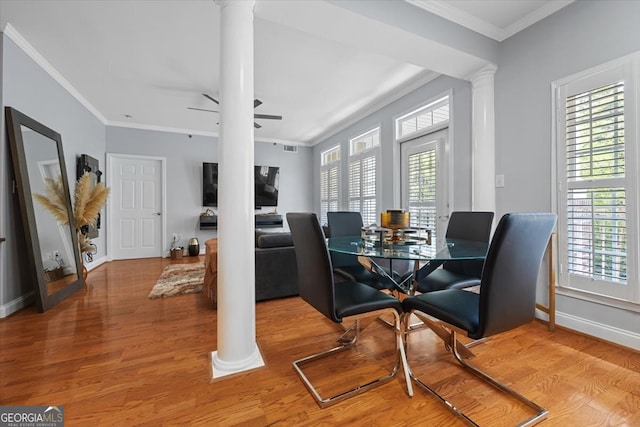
320, 146, 341, 225
565, 82, 627, 284
348, 128, 380, 225
350, 127, 380, 155
556, 58, 639, 303
349, 156, 377, 225
407, 148, 437, 257
397, 96, 449, 140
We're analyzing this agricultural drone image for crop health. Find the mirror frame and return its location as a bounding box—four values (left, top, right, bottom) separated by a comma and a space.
5, 107, 84, 312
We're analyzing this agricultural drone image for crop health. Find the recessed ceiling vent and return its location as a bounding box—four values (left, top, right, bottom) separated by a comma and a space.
283, 145, 297, 153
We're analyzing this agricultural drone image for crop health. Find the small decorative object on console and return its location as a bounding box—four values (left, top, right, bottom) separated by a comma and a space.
188, 237, 200, 256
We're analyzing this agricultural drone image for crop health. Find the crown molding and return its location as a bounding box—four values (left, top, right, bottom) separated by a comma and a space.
406, 0, 574, 42
502, 0, 574, 41
3, 23, 108, 123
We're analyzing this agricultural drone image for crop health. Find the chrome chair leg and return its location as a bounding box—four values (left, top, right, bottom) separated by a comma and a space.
405, 320, 548, 427
293, 309, 412, 408
449, 330, 548, 427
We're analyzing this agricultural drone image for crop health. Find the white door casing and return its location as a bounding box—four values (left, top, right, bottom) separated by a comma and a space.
400, 129, 450, 254
107, 154, 166, 260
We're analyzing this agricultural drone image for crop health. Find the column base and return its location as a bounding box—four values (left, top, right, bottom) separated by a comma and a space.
210, 344, 265, 380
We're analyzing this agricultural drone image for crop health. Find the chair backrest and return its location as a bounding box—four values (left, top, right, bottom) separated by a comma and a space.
287, 212, 340, 322
444, 211, 494, 276
445, 211, 494, 241
327, 211, 363, 268
475, 213, 556, 339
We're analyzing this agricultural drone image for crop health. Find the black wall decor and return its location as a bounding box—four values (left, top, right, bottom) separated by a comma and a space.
76, 154, 102, 239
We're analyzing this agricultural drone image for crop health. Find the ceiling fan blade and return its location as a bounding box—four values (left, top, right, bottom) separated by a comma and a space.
254, 114, 282, 120
187, 107, 219, 113
254, 122, 262, 129
254, 99, 263, 108
202, 93, 219, 104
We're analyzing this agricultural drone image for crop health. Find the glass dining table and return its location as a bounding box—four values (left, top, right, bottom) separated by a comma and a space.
327, 236, 489, 295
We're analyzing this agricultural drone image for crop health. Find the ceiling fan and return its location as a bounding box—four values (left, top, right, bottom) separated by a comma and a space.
188, 94, 282, 129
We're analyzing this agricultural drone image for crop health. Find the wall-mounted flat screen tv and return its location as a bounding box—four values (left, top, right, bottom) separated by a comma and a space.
203, 162, 218, 207
203, 163, 279, 208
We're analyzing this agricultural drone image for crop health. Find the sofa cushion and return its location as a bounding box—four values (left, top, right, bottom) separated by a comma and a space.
257, 232, 293, 249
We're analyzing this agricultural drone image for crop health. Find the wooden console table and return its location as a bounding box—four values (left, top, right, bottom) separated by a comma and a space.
199, 214, 283, 230
535, 233, 556, 331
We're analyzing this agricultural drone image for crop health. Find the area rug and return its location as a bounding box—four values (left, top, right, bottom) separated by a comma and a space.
148, 262, 205, 299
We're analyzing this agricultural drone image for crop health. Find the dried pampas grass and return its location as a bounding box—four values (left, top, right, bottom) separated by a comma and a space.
74, 172, 110, 228
33, 176, 70, 225
34, 172, 110, 252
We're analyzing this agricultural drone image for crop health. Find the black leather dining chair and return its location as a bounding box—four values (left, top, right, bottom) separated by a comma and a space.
416, 211, 494, 293
287, 212, 412, 407
327, 211, 398, 291
402, 213, 556, 426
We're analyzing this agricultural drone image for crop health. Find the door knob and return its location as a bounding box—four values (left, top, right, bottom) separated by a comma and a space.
154, 212, 161, 216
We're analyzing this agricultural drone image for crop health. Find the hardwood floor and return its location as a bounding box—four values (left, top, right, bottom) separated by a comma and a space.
1, 256, 639, 426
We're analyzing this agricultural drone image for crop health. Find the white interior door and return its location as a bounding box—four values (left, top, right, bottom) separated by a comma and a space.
107, 154, 166, 260
400, 129, 450, 256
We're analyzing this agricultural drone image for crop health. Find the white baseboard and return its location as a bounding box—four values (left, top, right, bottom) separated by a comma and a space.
85, 256, 107, 271
537, 309, 640, 350
0, 291, 35, 318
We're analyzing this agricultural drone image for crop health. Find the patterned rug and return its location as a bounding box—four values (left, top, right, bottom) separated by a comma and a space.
148, 262, 205, 299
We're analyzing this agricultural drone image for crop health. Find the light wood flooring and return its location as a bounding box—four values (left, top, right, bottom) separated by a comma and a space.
1, 256, 639, 426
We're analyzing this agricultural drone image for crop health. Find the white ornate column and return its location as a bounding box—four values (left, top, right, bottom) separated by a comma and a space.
212, 0, 264, 378
470, 65, 497, 214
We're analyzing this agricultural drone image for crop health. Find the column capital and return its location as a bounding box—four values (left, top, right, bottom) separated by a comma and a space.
469, 63, 498, 85
215, 0, 255, 11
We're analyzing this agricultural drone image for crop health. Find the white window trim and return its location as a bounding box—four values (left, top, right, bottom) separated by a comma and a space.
551, 51, 640, 311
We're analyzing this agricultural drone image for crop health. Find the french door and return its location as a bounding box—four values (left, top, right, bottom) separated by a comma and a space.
400, 129, 450, 256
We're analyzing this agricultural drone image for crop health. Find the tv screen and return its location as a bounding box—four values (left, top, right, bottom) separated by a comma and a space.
203, 162, 218, 207
203, 163, 279, 208
255, 165, 279, 207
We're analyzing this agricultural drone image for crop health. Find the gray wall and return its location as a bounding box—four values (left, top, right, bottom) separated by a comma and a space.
106, 126, 313, 249
1, 34, 106, 314
495, 0, 640, 342
313, 74, 473, 216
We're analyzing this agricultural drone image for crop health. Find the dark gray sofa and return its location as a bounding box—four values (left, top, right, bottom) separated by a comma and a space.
255, 230, 299, 301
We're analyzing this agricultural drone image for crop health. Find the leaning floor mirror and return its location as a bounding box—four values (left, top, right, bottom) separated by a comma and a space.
5, 107, 84, 312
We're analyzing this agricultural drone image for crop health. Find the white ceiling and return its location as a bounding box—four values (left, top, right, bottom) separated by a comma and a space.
0, 0, 572, 146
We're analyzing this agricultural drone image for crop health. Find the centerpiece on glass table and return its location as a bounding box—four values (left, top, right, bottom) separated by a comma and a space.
361, 210, 431, 248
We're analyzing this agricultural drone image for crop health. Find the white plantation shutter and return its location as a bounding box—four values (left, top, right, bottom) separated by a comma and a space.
349, 155, 377, 225
397, 96, 449, 139
566, 82, 626, 283
557, 60, 638, 302
407, 148, 437, 257
349, 128, 380, 225
320, 165, 339, 225
320, 146, 341, 225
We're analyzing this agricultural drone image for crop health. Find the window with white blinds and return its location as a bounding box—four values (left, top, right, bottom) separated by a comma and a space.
407, 148, 437, 258
556, 59, 638, 302
396, 95, 449, 140
349, 128, 380, 226
320, 146, 341, 225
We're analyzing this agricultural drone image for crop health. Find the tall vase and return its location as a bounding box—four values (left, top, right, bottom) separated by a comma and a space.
77, 229, 88, 282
